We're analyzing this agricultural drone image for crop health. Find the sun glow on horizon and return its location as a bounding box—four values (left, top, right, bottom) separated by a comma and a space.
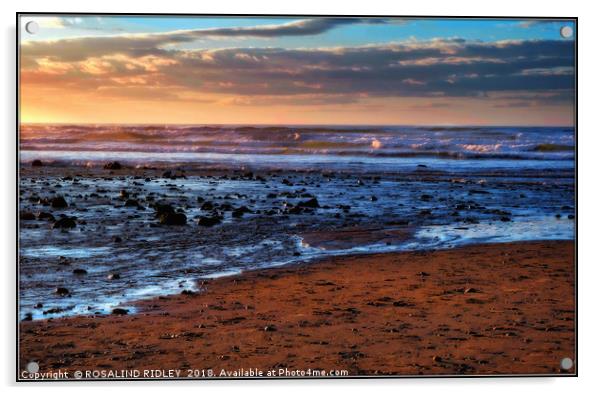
19, 16, 575, 126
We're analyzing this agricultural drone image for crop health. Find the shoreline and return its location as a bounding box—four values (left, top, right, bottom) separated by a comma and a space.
19, 240, 575, 377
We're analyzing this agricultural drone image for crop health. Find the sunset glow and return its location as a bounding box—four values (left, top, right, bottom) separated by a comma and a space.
19, 16, 575, 125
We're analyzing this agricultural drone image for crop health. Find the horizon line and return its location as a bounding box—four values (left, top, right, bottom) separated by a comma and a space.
19, 122, 575, 128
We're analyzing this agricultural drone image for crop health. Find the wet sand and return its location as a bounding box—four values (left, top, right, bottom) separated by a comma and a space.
19, 240, 575, 377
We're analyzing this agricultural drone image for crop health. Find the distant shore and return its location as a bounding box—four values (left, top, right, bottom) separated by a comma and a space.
19, 240, 575, 378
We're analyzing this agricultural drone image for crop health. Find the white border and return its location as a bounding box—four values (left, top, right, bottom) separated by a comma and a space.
3, 0, 598, 393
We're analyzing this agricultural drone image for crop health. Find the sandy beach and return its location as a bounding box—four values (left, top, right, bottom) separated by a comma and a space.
19, 240, 575, 377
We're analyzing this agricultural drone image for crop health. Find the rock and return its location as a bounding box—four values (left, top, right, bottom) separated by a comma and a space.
568, 214, 575, 219
37, 212, 55, 221
52, 217, 76, 229
420, 194, 433, 201
72, 268, 87, 275
103, 161, 122, 170
232, 206, 251, 218
107, 273, 121, 280
120, 190, 130, 199
370, 195, 378, 202
43, 307, 65, 315
51, 196, 68, 208
154, 203, 175, 217
500, 216, 511, 222
432, 355, 442, 362
200, 201, 214, 211
124, 199, 139, 207
159, 212, 187, 226
55, 287, 70, 296
113, 236, 122, 243
111, 308, 129, 315
22, 313, 33, 321
31, 159, 43, 167
181, 290, 197, 296
297, 197, 320, 208
264, 324, 277, 332
58, 256, 70, 265
20, 211, 36, 220
198, 215, 222, 227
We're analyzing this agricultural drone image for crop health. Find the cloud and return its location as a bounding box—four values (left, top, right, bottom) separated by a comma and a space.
33, 16, 126, 32
22, 18, 390, 62
517, 20, 562, 28
21, 26, 575, 107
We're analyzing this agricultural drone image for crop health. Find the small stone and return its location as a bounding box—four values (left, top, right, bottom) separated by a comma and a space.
159, 212, 186, 226
264, 324, 277, 332
52, 217, 76, 229
112, 308, 129, 315
72, 268, 87, 275
55, 287, 70, 296
37, 212, 55, 221
51, 196, 68, 208
20, 212, 36, 220
297, 198, 320, 208
103, 161, 122, 170
198, 216, 222, 227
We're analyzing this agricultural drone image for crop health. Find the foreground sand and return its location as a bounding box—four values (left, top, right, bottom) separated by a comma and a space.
19, 241, 575, 377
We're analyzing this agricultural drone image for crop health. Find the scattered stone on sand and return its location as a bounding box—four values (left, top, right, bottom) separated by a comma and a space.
52, 217, 76, 229
51, 196, 68, 208
103, 161, 122, 170
297, 197, 320, 208
198, 215, 222, 227
37, 212, 55, 221
232, 206, 251, 218
20, 211, 36, 220
201, 201, 214, 210
58, 256, 70, 265
159, 212, 187, 226
154, 203, 175, 217
124, 199, 139, 207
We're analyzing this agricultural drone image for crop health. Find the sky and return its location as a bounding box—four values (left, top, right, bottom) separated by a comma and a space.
19, 16, 576, 125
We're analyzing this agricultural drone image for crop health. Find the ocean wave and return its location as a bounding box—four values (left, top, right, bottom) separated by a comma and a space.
19, 124, 575, 161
